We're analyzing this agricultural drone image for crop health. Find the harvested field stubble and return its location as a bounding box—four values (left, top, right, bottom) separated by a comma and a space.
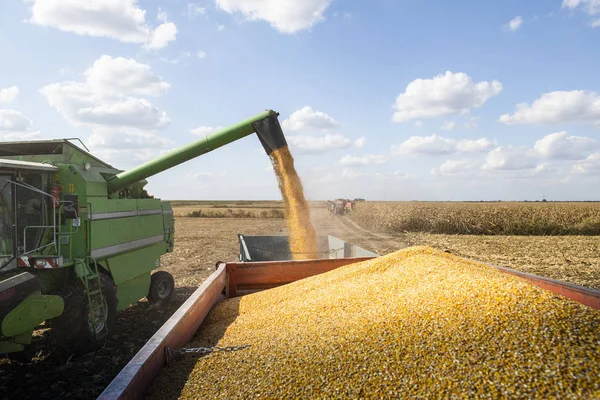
185, 209, 284, 218
148, 247, 600, 399
353, 202, 600, 235
406, 233, 600, 290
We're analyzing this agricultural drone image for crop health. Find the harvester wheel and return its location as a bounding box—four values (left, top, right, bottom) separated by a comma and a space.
147, 271, 175, 304
49, 273, 117, 354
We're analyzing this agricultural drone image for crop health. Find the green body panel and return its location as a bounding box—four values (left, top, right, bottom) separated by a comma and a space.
1, 293, 64, 337
89, 218, 164, 250
114, 272, 151, 311
106, 243, 165, 286
0, 332, 32, 353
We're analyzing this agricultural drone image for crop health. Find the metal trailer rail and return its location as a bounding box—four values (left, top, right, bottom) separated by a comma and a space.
98, 257, 600, 400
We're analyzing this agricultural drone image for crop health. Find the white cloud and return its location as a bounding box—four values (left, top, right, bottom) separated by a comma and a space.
0, 86, 19, 103
215, 0, 333, 33
41, 57, 170, 130
534, 131, 599, 160
414, 121, 422, 128
40, 55, 172, 165
160, 51, 192, 65
563, 0, 600, 26
354, 137, 366, 148
391, 134, 495, 156
392, 135, 455, 155
456, 138, 496, 152
157, 7, 168, 22
482, 146, 539, 170
440, 121, 456, 131
505, 16, 523, 31
563, 0, 600, 14
87, 127, 173, 149
217, 24, 226, 31
77, 97, 168, 128
393, 71, 503, 122
339, 154, 387, 166
190, 126, 224, 136
439, 159, 480, 174
197, 51, 207, 59
188, 3, 206, 19
573, 152, 600, 173
0, 109, 32, 131
282, 106, 340, 133
0, 109, 40, 140
146, 20, 177, 50
26, 0, 177, 49
42, 81, 169, 129
85, 55, 170, 96
287, 134, 351, 153
499, 90, 600, 125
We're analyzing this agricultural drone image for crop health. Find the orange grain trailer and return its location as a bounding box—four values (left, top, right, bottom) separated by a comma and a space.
98, 237, 600, 400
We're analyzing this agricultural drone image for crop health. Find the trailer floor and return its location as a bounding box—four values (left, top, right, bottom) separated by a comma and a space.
1, 203, 598, 399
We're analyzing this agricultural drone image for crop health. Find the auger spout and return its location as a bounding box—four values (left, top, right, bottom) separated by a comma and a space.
106, 109, 287, 191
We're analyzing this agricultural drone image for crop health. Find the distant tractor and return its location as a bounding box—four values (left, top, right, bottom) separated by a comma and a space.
0, 110, 287, 355
327, 199, 354, 215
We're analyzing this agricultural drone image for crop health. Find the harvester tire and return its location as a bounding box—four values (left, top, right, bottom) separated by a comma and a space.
49, 273, 117, 354
147, 271, 175, 304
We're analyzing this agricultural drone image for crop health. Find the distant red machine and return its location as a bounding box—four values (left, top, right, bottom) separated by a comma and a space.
327, 199, 354, 215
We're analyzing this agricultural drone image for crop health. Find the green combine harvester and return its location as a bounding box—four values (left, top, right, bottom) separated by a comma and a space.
0, 110, 287, 355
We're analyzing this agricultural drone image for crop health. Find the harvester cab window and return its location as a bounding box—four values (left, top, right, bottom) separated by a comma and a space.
15, 173, 45, 254
0, 175, 15, 269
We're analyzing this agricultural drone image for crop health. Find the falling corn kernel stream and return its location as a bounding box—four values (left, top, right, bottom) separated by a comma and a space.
147, 246, 600, 399
269, 146, 318, 260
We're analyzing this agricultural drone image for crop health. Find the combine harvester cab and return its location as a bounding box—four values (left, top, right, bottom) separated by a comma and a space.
0, 110, 289, 355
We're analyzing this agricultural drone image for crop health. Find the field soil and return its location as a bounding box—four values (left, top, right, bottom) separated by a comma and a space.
1, 201, 598, 399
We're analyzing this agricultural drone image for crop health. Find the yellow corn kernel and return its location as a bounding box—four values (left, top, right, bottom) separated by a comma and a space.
148, 246, 600, 399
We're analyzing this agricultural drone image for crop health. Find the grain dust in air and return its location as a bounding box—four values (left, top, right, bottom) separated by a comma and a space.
269, 146, 318, 260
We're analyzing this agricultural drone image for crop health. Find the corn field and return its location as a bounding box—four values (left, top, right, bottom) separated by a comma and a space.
352, 202, 600, 235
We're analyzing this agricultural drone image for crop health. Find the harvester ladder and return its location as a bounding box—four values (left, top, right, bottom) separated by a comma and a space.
82, 257, 107, 339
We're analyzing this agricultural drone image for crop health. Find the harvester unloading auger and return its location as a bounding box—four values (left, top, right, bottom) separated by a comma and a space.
0, 110, 287, 355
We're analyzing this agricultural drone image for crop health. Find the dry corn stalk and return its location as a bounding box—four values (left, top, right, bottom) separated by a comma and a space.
352, 201, 600, 236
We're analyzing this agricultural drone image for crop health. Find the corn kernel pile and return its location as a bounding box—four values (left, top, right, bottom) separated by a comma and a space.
147, 247, 600, 399
270, 146, 318, 260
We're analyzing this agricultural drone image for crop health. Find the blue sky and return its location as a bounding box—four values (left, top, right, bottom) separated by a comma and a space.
1, 0, 599, 201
